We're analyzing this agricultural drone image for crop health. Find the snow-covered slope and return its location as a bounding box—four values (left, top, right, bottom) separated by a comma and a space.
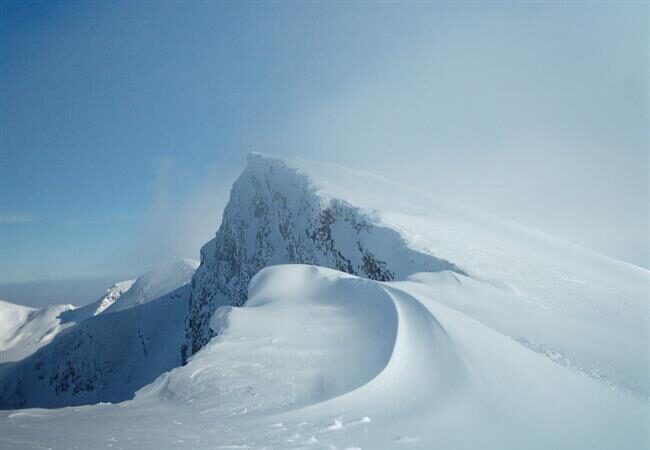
0, 259, 198, 408
105, 259, 198, 314
186, 153, 648, 399
0, 154, 647, 449
0, 259, 197, 371
2, 265, 646, 449
57, 259, 197, 324
0, 301, 74, 363
0, 286, 190, 409
60, 279, 136, 321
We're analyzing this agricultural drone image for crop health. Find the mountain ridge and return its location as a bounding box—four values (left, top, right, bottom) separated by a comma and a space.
185, 153, 465, 357
1, 154, 647, 411
0, 260, 197, 408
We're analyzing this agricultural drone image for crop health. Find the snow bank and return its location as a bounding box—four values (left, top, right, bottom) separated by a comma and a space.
3, 264, 646, 449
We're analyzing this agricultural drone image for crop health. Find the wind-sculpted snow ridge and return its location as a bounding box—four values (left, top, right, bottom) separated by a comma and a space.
155, 265, 401, 411
3, 265, 646, 450
186, 153, 464, 357
0, 259, 198, 409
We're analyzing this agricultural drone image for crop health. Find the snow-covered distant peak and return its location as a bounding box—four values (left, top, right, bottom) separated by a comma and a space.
105, 258, 199, 314
0, 300, 75, 362
0, 259, 200, 406
59, 259, 198, 322
0, 301, 36, 352
92, 279, 136, 315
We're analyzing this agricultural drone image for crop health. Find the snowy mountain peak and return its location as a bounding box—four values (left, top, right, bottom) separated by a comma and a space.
0, 300, 76, 362
56, 258, 198, 324
106, 258, 198, 314
185, 154, 648, 400
185, 153, 463, 356
1, 155, 647, 422
92, 279, 136, 315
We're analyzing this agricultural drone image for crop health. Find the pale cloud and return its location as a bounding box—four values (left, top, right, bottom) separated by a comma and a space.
120, 155, 240, 274
270, 5, 649, 269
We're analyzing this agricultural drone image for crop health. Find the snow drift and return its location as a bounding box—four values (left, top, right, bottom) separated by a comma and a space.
2, 264, 647, 449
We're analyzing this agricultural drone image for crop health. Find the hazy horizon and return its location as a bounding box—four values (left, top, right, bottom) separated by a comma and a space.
0, 276, 120, 307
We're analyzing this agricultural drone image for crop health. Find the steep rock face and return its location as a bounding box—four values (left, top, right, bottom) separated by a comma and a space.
185, 154, 463, 357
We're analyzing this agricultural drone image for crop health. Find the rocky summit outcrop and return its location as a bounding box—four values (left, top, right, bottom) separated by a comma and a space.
185, 153, 463, 359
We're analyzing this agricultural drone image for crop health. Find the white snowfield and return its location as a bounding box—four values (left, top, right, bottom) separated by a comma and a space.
0, 154, 648, 449
290, 154, 649, 399
0, 301, 74, 363
2, 265, 646, 450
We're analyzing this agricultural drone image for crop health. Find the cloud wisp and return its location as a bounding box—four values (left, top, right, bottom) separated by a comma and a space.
118, 155, 240, 274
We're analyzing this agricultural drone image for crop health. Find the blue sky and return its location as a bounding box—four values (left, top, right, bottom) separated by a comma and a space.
1, 1, 648, 286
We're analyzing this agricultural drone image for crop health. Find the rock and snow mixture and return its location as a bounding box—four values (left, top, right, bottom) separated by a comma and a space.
1, 154, 647, 449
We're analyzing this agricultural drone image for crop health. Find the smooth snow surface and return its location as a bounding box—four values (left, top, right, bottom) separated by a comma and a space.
283, 154, 650, 398
0, 300, 74, 363
1, 265, 647, 449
